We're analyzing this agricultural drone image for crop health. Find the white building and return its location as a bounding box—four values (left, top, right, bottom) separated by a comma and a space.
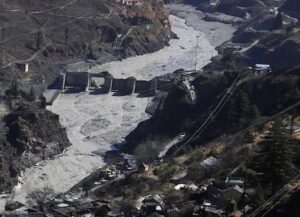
254, 64, 272, 74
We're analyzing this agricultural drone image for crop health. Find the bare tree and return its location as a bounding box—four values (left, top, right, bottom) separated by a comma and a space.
134, 139, 163, 164
26, 186, 54, 211
36, 31, 42, 50
65, 28, 69, 45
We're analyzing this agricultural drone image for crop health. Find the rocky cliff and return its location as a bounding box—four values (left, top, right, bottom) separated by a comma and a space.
0, 103, 71, 192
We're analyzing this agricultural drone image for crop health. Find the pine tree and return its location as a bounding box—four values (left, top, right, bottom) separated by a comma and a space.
273, 12, 283, 30
246, 105, 260, 121
243, 131, 254, 144
285, 88, 300, 105
36, 31, 42, 50
236, 90, 251, 128
65, 28, 69, 45
252, 118, 295, 195
226, 98, 238, 133
10, 77, 19, 98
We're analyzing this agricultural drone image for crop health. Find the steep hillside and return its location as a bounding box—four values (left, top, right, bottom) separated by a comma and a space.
0, 0, 171, 194
280, 0, 300, 19
126, 67, 300, 153
239, 30, 300, 70
0, 0, 171, 88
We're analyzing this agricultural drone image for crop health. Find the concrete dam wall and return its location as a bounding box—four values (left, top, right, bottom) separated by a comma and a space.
44, 71, 174, 105
58, 71, 173, 96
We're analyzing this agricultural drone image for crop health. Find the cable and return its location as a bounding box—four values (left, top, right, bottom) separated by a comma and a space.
249, 174, 300, 217
260, 188, 293, 217
165, 71, 247, 159
251, 174, 299, 217
232, 100, 300, 144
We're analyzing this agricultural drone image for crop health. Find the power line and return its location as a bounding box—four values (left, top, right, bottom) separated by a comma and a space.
260, 188, 294, 217
249, 174, 300, 217
165, 71, 248, 159
231, 100, 300, 143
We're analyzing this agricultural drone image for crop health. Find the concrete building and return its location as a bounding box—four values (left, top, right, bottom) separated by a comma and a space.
254, 64, 272, 74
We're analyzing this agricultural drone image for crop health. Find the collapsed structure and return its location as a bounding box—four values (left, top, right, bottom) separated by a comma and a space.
43, 70, 174, 105
58, 71, 170, 95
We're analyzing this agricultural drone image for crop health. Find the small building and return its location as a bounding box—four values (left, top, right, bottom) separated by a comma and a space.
193, 201, 224, 217
141, 195, 164, 215
223, 185, 244, 202
225, 177, 244, 187
254, 64, 272, 74
200, 156, 218, 171
17, 63, 29, 73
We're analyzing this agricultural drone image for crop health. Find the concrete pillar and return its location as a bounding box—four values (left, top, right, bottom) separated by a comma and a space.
127, 77, 136, 95
59, 73, 66, 91
149, 79, 157, 96
132, 79, 136, 94
85, 73, 90, 91
105, 77, 113, 93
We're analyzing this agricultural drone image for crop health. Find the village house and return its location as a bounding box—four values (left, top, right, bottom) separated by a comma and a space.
253, 64, 272, 75
201, 156, 218, 171
140, 195, 165, 216
225, 177, 244, 187
223, 185, 244, 202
